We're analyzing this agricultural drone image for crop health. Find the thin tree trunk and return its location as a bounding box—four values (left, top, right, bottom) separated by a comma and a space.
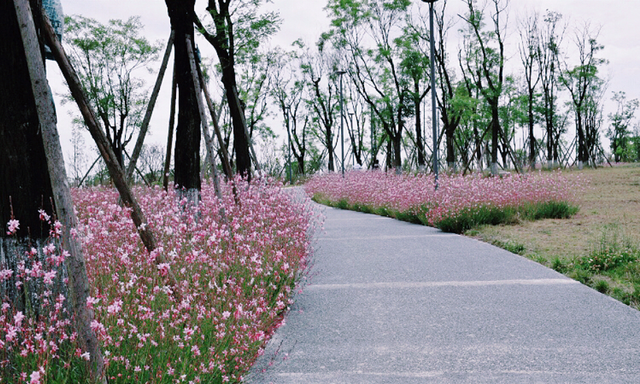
196, 59, 233, 179
163, 67, 177, 191
14, 0, 105, 380
126, 30, 175, 182
490, 102, 500, 175
185, 34, 223, 202
528, 88, 536, 170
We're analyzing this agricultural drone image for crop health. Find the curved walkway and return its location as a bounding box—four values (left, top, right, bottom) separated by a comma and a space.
248, 204, 640, 383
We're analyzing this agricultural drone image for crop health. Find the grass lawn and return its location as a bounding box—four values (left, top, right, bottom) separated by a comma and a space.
467, 164, 640, 309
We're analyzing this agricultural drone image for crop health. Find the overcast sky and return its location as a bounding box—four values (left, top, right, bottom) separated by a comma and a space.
47, 0, 640, 168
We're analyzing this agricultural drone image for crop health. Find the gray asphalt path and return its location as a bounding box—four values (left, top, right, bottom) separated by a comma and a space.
247, 205, 640, 383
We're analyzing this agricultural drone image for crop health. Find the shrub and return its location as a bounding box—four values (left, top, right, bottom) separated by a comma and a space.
305, 170, 582, 233
1, 177, 319, 383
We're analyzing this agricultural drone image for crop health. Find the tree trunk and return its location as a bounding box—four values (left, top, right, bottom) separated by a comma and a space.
197, 62, 233, 179
127, 30, 175, 182
296, 154, 305, 175
576, 111, 586, 168
165, 0, 201, 194
163, 66, 177, 191
386, 138, 393, 170
546, 117, 554, 169
12, 0, 107, 381
474, 124, 483, 171
490, 101, 500, 175
0, 0, 54, 241
392, 133, 402, 171
327, 130, 335, 172
199, 5, 253, 180
223, 69, 252, 179
528, 88, 536, 170
446, 123, 456, 171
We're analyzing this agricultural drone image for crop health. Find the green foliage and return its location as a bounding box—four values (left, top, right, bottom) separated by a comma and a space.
336, 198, 350, 209
578, 229, 639, 272
64, 15, 161, 163
434, 201, 578, 234
594, 279, 610, 294
551, 257, 568, 273
543, 226, 640, 310
483, 237, 528, 256
324, 0, 422, 169
606, 91, 639, 162
519, 201, 579, 220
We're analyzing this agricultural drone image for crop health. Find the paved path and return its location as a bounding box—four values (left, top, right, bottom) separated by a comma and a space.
248, 205, 640, 383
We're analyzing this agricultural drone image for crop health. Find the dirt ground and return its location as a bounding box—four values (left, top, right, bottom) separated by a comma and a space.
470, 164, 640, 263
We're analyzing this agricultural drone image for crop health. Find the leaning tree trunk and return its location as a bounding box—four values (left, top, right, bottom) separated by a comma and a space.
7, 0, 108, 381
126, 30, 175, 182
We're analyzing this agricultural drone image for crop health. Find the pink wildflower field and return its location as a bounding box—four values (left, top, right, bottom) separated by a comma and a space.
305, 170, 583, 233
1, 178, 319, 383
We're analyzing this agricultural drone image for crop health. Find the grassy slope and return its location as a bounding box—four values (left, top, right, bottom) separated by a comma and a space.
468, 164, 640, 308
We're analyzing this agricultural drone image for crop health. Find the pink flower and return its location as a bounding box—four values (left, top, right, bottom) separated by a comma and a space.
157, 263, 170, 277
29, 370, 42, 384
14, 311, 25, 327
86, 296, 100, 309
0, 269, 13, 281
6, 326, 18, 342
38, 209, 50, 222
43, 270, 56, 285
107, 299, 122, 315
6, 219, 19, 235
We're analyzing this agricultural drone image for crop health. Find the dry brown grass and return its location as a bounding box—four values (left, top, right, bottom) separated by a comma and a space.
469, 164, 640, 263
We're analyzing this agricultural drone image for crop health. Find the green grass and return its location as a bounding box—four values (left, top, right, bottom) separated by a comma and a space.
486, 225, 640, 310
312, 193, 578, 235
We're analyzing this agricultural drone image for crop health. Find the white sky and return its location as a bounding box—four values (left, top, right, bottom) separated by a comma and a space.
47, 0, 640, 170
